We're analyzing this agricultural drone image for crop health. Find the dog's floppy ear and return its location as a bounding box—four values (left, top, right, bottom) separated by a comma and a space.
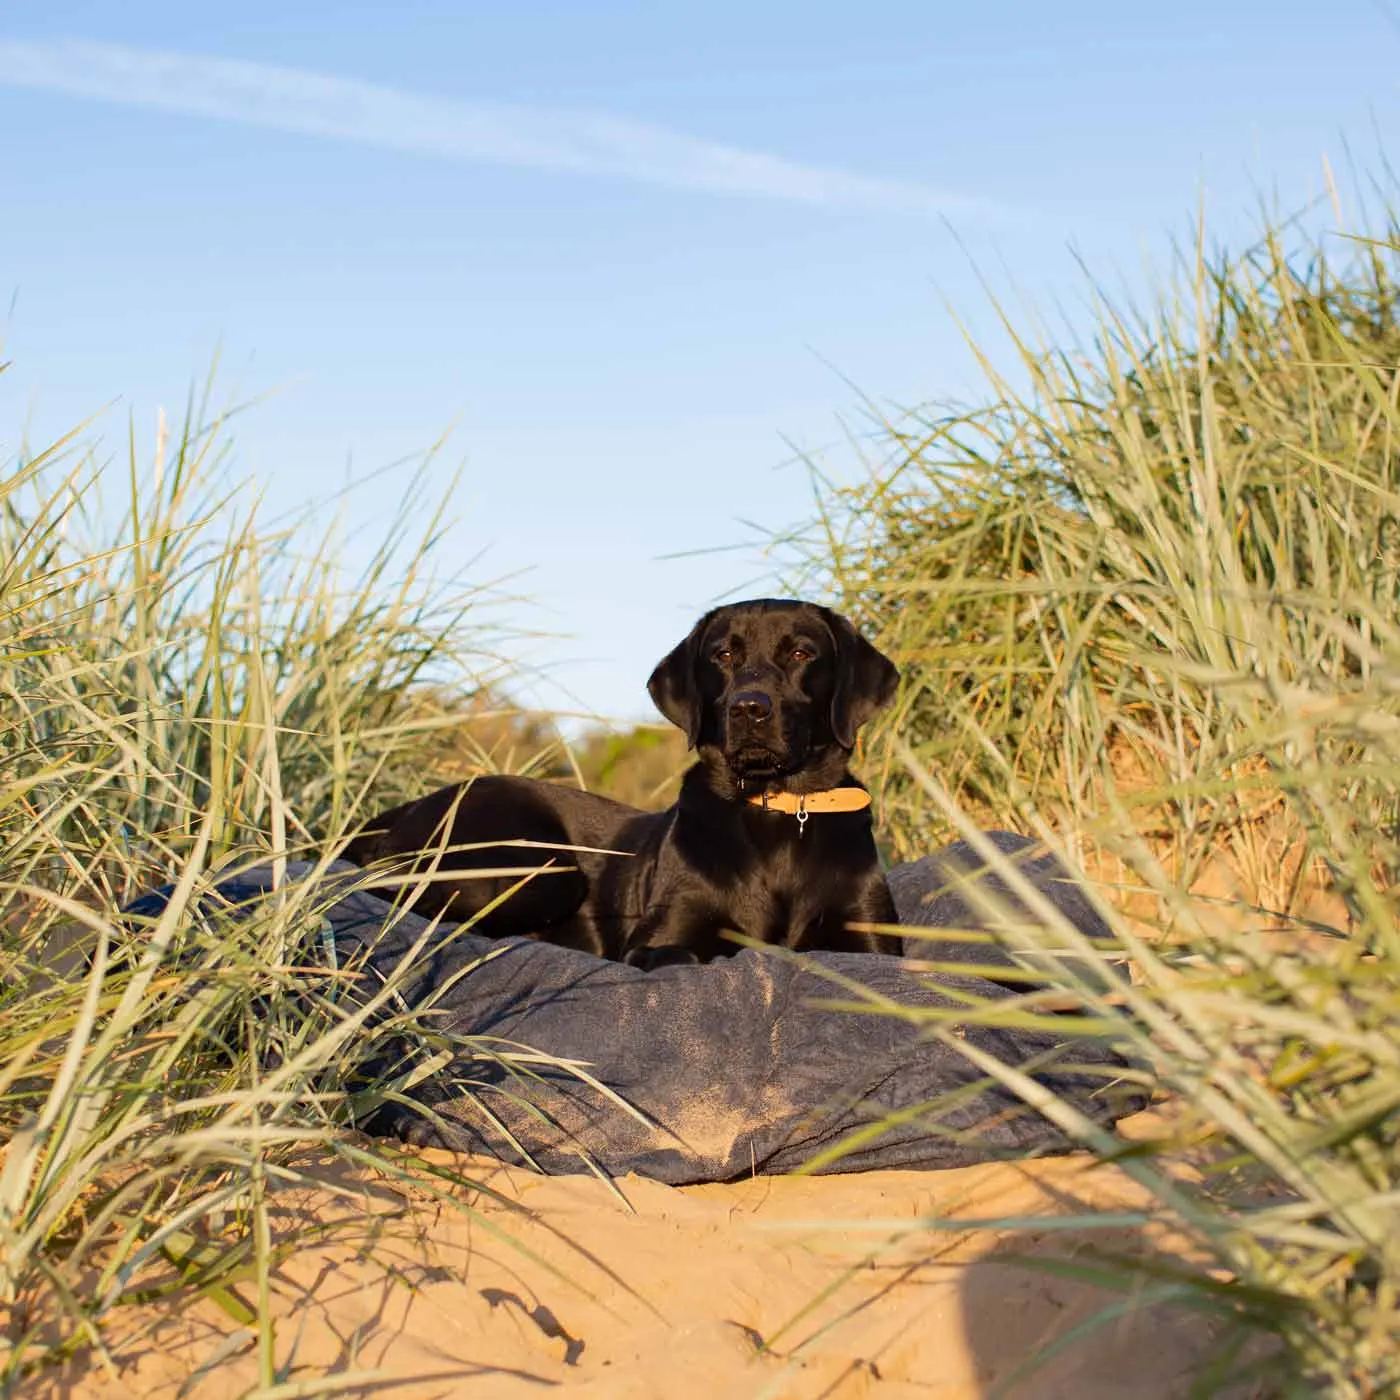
647, 612, 711, 748
822, 608, 900, 750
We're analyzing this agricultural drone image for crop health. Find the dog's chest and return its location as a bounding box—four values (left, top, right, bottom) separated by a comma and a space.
656, 803, 875, 949
740, 825, 855, 940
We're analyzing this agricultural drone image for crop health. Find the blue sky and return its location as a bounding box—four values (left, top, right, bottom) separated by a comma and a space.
4, 2, 1399, 727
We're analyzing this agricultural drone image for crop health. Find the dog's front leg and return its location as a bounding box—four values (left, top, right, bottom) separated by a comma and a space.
796, 876, 901, 955
621, 892, 727, 970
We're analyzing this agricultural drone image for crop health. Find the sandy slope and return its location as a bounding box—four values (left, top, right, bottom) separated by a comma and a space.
43, 1112, 1257, 1400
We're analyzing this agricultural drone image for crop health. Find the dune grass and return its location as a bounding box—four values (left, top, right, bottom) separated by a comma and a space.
784, 210, 1400, 1396
0, 400, 595, 1390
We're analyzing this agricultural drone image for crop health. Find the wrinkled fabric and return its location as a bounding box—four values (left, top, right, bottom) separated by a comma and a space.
124, 833, 1148, 1183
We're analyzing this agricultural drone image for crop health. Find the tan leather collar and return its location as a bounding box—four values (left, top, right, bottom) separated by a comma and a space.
745, 788, 872, 816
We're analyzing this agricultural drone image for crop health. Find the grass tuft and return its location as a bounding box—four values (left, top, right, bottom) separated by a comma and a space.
785, 208, 1400, 1396
0, 393, 594, 1388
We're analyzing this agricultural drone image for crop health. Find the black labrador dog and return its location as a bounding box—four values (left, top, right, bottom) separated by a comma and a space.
342, 598, 902, 968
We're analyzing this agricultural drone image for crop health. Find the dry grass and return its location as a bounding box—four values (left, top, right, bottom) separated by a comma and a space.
782, 209, 1400, 1396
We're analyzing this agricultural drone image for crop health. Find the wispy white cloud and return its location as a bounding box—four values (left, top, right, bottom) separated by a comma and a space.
0, 38, 981, 216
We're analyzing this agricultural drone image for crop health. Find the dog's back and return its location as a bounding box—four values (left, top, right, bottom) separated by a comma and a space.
343, 774, 662, 955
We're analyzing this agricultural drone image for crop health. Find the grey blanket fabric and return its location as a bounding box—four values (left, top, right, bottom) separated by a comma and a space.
124, 832, 1147, 1183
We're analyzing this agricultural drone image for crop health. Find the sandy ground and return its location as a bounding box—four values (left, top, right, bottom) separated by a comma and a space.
38, 1111, 1263, 1400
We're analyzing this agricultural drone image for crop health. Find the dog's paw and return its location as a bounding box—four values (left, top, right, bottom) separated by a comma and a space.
623, 945, 702, 972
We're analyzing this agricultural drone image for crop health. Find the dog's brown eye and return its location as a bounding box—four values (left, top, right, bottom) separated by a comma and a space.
713, 648, 733, 664
790, 647, 812, 663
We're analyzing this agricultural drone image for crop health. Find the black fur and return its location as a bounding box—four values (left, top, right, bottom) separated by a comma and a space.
342, 599, 901, 968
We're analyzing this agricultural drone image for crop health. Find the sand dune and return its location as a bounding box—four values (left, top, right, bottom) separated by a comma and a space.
46, 1111, 1254, 1400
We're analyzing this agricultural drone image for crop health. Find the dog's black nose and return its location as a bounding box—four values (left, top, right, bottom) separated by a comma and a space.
728, 690, 773, 723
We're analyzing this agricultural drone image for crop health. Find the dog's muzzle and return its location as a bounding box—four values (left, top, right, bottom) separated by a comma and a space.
722, 689, 805, 774
727, 689, 773, 725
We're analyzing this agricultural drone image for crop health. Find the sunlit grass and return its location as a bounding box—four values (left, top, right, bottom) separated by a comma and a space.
785, 208, 1400, 1396
0, 397, 592, 1389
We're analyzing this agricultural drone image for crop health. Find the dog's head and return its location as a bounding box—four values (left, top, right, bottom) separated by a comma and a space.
647, 598, 899, 784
